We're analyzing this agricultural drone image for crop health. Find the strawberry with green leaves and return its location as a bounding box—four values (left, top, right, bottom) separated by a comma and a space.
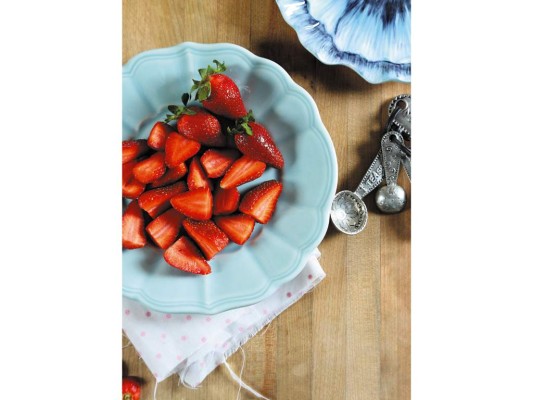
165, 94, 226, 147
191, 60, 247, 120
229, 110, 284, 169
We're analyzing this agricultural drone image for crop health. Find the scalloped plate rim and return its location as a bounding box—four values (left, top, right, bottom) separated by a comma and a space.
275, 0, 411, 84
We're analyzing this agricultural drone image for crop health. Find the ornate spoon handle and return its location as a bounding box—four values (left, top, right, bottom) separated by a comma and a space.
354, 149, 384, 199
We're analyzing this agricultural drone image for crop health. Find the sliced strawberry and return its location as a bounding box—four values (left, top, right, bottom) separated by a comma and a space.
164, 236, 211, 275
219, 155, 266, 189
176, 106, 226, 147
138, 181, 187, 218
213, 186, 240, 215
214, 214, 255, 245
122, 200, 147, 249
146, 208, 185, 249
122, 139, 150, 164
122, 160, 145, 199
182, 218, 229, 260
165, 132, 201, 168
200, 149, 240, 178
132, 152, 167, 184
150, 163, 187, 188
239, 180, 283, 224
234, 120, 284, 169
148, 121, 174, 150
170, 187, 213, 221
187, 156, 213, 191
123, 178, 145, 199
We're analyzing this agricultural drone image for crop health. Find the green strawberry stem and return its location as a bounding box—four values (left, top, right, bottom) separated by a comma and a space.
227, 110, 255, 136
164, 93, 196, 123
191, 60, 227, 102
123, 394, 132, 400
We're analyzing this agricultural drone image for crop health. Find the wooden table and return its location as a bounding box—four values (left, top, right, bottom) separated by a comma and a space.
123, 1, 411, 398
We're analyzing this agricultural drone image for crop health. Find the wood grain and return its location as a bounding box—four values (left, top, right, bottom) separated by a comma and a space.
123, 1, 411, 398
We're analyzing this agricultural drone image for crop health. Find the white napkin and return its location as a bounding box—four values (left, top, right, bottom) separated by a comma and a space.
122, 248, 325, 387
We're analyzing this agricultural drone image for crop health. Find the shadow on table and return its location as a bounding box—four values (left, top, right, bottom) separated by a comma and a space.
255, 40, 373, 93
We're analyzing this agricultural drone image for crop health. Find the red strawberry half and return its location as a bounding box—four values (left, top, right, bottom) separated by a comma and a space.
191, 60, 247, 120
214, 214, 255, 245
138, 181, 187, 218
232, 112, 284, 169
187, 156, 213, 191
164, 236, 211, 275
220, 155, 266, 189
148, 121, 174, 150
133, 152, 167, 184
239, 180, 283, 224
170, 187, 213, 220
173, 106, 226, 147
146, 208, 185, 249
182, 218, 229, 260
200, 148, 240, 178
150, 163, 187, 188
122, 200, 147, 249
122, 160, 146, 199
213, 186, 240, 215
165, 132, 201, 168
122, 139, 150, 164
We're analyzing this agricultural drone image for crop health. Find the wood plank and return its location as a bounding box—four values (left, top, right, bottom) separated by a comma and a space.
380, 82, 412, 400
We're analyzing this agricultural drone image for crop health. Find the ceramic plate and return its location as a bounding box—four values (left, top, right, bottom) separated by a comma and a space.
276, 0, 411, 83
123, 42, 337, 314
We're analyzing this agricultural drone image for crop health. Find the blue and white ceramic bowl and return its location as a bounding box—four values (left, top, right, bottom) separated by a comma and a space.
123, 43, 338, 314
276, 0, 411, 83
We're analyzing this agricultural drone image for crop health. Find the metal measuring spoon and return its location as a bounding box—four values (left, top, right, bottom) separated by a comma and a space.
375, 132, 407, 213
387, 94, 411, 140
330, 151, 384, 234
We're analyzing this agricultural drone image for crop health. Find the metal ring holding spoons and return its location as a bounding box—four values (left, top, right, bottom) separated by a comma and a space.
387, 94, 411, 140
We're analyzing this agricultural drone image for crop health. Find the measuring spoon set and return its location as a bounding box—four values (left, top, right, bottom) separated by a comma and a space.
330, 94, 411, 235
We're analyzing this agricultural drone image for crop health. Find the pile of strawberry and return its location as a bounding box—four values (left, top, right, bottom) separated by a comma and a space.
122, 60, 284, 275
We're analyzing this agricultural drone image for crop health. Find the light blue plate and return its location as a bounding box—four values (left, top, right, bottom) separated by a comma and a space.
276, 0, 411, 84
123, 42, 337, 314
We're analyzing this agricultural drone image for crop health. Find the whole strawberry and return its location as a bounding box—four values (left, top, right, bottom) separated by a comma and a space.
230, 110, 284, 169
165, 94, 226, 147
191, 60, 247, 120
122, 377, 141, 400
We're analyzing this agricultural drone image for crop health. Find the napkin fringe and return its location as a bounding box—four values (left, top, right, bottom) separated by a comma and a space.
220, 268, 324, 363
223, 350, 270, 400
180, 268, 324, 391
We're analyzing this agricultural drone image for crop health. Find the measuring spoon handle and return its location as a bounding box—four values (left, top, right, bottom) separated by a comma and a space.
354, 149, 384, 199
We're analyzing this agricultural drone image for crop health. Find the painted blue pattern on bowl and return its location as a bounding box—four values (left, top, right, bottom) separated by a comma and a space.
276, 0, 411, 83
122, 42, 338, 314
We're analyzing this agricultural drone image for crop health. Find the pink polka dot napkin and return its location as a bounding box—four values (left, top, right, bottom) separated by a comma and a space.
122, 249, 325, 386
